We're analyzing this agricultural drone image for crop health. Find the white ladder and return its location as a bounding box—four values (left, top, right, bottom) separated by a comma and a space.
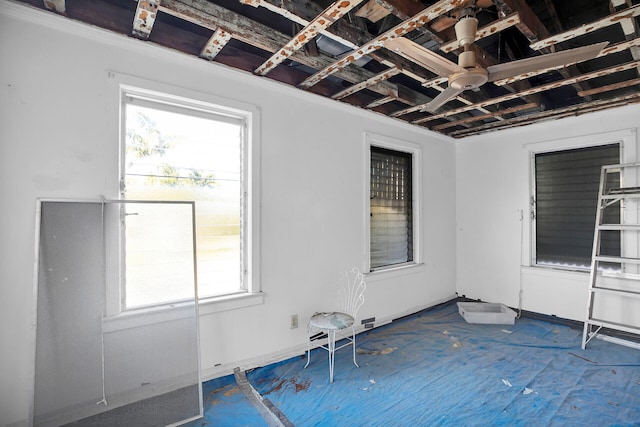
582, 162, 640, 350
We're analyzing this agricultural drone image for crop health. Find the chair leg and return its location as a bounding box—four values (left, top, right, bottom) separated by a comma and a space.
328, 330, 336, 383
304, 323, 312, 369
352, 326, 359, 368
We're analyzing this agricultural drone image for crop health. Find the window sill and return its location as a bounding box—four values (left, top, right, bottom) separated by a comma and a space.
365, 263, 425, 282
103, 302, 198, 333
198, 291, 265, 315
103, 292, 264, 333
522, 265, 589, 278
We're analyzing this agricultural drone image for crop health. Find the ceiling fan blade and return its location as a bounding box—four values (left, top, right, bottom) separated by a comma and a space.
384, 37, 465, 77
421, 85, 464, 113
487, 42, 608, 82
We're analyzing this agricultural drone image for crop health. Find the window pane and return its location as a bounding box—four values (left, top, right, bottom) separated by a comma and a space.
124, 100, 243, 308
535, 144, 620, 269
370, 146, 413, 269
123, 202, 196, 308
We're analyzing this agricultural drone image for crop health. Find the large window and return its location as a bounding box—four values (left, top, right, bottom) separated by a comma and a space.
534, 143, 620, 269
120, 87, 254, 310
369, 144, 415, 270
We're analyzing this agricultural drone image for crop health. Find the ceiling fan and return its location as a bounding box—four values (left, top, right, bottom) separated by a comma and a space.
384, 10, 608, 113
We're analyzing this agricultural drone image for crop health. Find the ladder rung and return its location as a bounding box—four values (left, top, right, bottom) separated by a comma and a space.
591, 286, 640, 298
602, 193, 640, 200
599, 224, 640, 231
607, 186, 640, 195
586, 164, 640, 349
586, 318, 640, 335
594, 256, 640, 264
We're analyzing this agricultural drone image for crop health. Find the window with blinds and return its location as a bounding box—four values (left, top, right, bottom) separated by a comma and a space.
370, 146, 413, 270
534, 143, 620, 269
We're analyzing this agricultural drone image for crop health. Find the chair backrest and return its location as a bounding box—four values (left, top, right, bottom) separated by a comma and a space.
338, 267, 366, 318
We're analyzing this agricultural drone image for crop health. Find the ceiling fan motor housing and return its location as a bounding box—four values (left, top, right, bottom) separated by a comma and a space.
450, 50, 488, 90
449, 67, 489, 90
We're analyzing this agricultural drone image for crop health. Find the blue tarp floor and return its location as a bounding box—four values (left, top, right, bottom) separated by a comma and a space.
189, 301, 640, 426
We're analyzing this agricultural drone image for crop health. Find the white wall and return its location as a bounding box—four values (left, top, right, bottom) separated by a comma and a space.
0, 3, 457, 425
456, 103, 640, 322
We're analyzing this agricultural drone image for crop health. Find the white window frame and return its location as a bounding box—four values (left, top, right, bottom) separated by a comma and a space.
106, 72, 262, 319
364, 132, 422, 274
526, 129, 635, 271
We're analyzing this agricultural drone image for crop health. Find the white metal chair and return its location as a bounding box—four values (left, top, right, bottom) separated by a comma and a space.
304, 267, 366, 383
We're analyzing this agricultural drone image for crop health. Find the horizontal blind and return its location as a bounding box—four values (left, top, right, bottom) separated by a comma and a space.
535, 143, 620, 268
370, 146, 413, 269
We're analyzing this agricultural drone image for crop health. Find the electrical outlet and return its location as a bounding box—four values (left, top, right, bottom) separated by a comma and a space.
291, 314, 298, 329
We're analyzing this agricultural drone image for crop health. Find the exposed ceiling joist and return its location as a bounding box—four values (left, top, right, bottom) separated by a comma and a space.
200, 28, 232, 60
492, 0, 552, 44
432, 102, 538, 131
360, 0, 446, 44
254, 0, 364, 76
17, 0, 640, 138
298, 0, 467, 89
355, 0, 392, 24
439, 12, 522, 53
43, 0, 65, 13
530, 4, 640, 50
132, 0, 159, 39
239, 0, 367, 50
493, 38, 640, 86
577, 76, 640, 97
414, 59, 640, 124
332, 67, 402, 100
449, 92, 640, 137
160, 0, 400, 96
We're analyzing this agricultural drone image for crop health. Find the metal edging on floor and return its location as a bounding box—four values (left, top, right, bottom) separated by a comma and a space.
233, 367, 295, 427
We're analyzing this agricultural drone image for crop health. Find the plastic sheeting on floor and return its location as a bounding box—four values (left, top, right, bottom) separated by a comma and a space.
246, 302, 640, 426
184, 374, 268, 427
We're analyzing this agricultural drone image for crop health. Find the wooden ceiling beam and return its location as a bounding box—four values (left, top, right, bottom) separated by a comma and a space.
449, 92, 640, 137
132, 0, 160, 39
412, 59, 640, 123
236, 0, 467, 105
577, 76, 640, 97
366, 95, 406, 108
493, 0, 597, 100
240, 0, 368, 50
241, 0, 443, 83
332, 67, 402, 99
234, 0, 447, 103
493, 37, 640, 86
530, 4, 640, 50
298, 0, 468, 89
255, 0, 365, 76
361, 0, 446, 44
432, 102, 538, 131
160, 0, 449, 109
200, 28, 231, 60
43, 0, 65, 13
615, 3, 640, 73
355, 0, 392, 24
161, 0, 389, 89
492, 0, 552, 45
439, 13, 522, 53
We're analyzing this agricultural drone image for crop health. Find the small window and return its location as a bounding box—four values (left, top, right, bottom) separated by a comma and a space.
121, 89, 251, 310
534, 143, 620, 269
370, 146, 414, 270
